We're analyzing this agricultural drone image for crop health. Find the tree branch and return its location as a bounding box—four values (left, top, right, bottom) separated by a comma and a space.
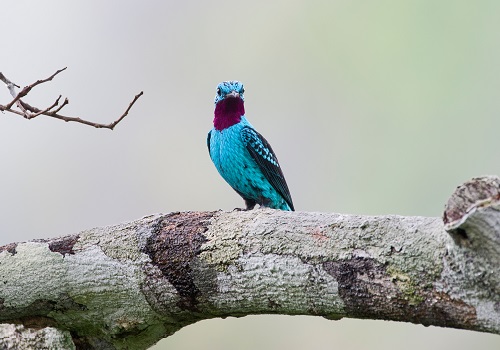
0, 177, 499, 349
4, 67, 67, 110
0, 69, 142, 129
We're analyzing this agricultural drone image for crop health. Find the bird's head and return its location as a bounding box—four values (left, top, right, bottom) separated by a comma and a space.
213, 81, 246, 131
214, 81, 245, 104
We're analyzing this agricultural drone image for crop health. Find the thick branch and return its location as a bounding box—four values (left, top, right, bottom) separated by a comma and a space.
0, 178, 499, 349
0, 324, 74, 349
0, 69, 142, 129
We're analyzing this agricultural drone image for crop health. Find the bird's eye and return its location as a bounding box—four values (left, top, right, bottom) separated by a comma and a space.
217, 88, 221, 96
241, 87, 245, 94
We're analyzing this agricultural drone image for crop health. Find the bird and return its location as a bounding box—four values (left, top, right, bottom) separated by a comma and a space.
207, 81, 294, 211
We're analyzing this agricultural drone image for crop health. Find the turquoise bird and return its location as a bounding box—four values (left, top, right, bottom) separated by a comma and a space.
207, 81, 294, 211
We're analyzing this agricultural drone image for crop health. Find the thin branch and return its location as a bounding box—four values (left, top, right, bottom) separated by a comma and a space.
17, 91, 144, 129
106, 91, 144, 129
0, 68, 142, 129
0, 71, 28, 115
51, 97, 69, 114
5, 67, 67, 109
28, 95, 62, 119
0, 72, 21, 89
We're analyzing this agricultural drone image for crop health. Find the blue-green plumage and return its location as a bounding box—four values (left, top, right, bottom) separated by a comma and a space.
208, 81, 294, 211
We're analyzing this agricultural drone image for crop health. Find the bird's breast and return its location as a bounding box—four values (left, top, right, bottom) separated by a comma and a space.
209, 122, 254, 184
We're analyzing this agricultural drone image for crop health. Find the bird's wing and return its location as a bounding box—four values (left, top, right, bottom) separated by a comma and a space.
241, 126, 294, 211
207, 130, 213, 160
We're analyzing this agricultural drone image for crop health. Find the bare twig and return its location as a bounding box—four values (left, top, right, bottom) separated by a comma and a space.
0, 71, 28, 115
28, 95, 62, 119
51, 97, 69, 115
0, 72, 20, 89
106, 91, 144, 129
0, 68, 142, 129
5, 67, 67, 110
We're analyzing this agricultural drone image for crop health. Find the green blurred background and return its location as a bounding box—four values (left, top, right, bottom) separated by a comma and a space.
1, 1, 499, 349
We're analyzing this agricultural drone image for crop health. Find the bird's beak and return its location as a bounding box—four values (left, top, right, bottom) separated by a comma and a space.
226, 91, 240, 98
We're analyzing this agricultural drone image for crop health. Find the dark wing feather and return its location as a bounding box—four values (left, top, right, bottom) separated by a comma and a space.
207, 130, 212, 160
241, 126, 294, 211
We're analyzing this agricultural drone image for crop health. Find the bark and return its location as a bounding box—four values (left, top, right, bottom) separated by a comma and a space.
0, 176, 499, 349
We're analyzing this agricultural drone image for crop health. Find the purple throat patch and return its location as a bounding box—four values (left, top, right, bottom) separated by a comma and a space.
213, 97, 245, 131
